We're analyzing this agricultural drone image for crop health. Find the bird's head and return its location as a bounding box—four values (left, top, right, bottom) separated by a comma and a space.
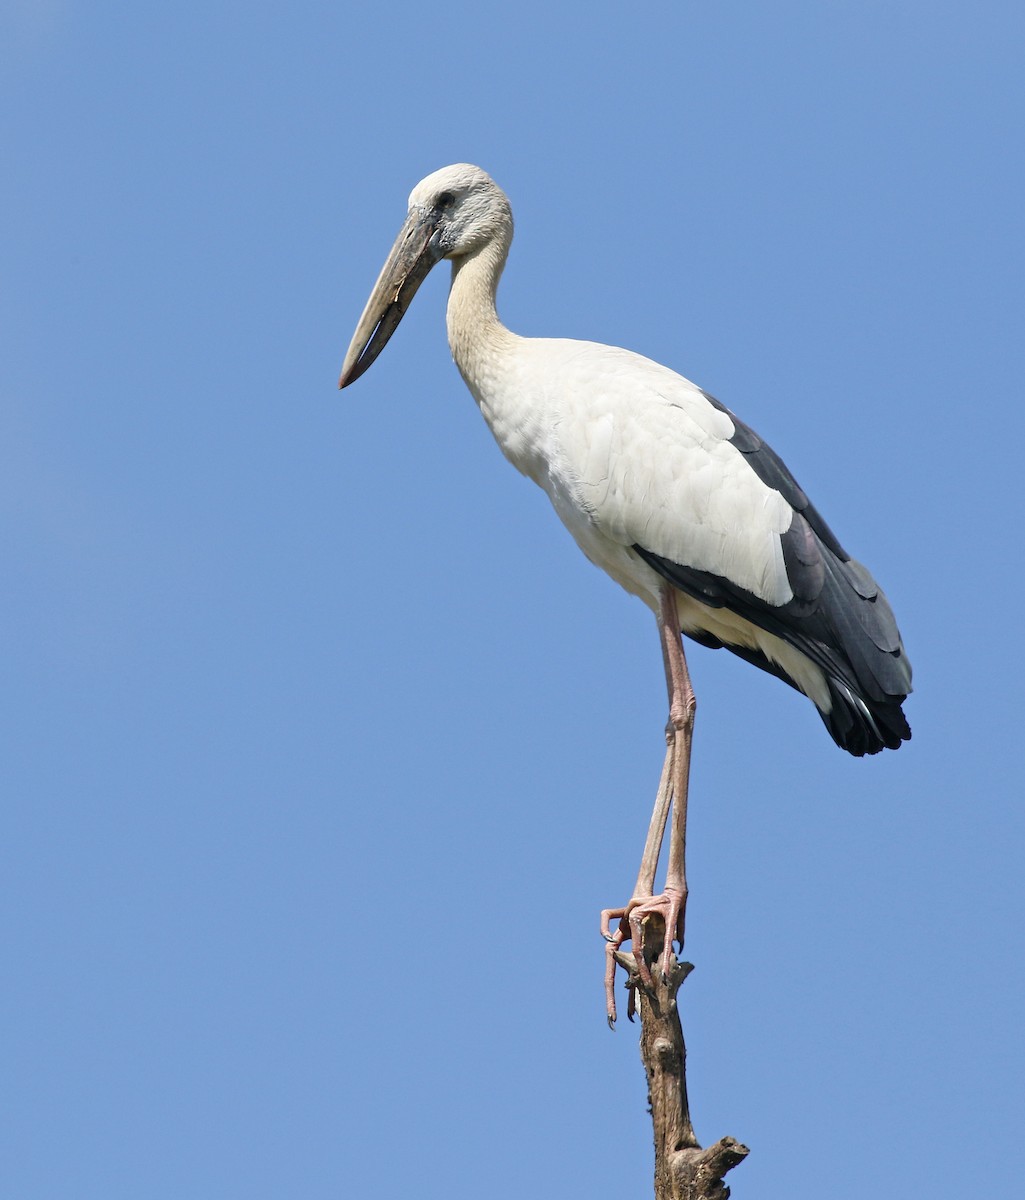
409, 164, 512, 259
339, 164, 512, 388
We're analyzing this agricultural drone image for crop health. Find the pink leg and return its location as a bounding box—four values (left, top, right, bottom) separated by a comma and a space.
602, 584, 696, 1025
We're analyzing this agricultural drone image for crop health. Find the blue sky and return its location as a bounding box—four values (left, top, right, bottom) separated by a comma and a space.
2, 3, 1022, 1197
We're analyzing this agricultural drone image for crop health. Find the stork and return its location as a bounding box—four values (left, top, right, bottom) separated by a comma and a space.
339, 164, 912, 1024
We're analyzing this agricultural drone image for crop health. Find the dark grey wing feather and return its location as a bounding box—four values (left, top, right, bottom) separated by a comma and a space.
701, 390, 849, 560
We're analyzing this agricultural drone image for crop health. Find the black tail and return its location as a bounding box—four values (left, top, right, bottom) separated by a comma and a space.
689, 630, 911, 757
820, 672, 911, 756
806, 551, 912, 755
634, 539, 913, 758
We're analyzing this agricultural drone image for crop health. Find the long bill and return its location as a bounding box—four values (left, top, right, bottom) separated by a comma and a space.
338, 209, 446, 388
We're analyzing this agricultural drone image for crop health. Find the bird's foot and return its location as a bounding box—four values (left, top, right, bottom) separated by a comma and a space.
601, 889, 686, 1026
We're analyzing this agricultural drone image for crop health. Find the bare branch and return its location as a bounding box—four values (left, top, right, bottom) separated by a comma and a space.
622, 915, 749, 1199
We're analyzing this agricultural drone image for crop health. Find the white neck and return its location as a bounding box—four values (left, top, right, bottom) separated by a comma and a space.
446, 236, 517, 403
443, 232, 554, 486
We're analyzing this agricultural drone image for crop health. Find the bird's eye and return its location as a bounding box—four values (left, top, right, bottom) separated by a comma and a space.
436, 191, 455, 210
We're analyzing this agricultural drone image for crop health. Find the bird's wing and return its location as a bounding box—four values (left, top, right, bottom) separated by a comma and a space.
552, 344, 804, 607
547, 343, 911, 750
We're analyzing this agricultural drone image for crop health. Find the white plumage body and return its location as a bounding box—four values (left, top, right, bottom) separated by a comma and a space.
454, 329, 831, 710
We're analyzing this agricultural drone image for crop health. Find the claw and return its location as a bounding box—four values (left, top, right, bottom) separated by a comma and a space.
601, 888, 688, 1019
